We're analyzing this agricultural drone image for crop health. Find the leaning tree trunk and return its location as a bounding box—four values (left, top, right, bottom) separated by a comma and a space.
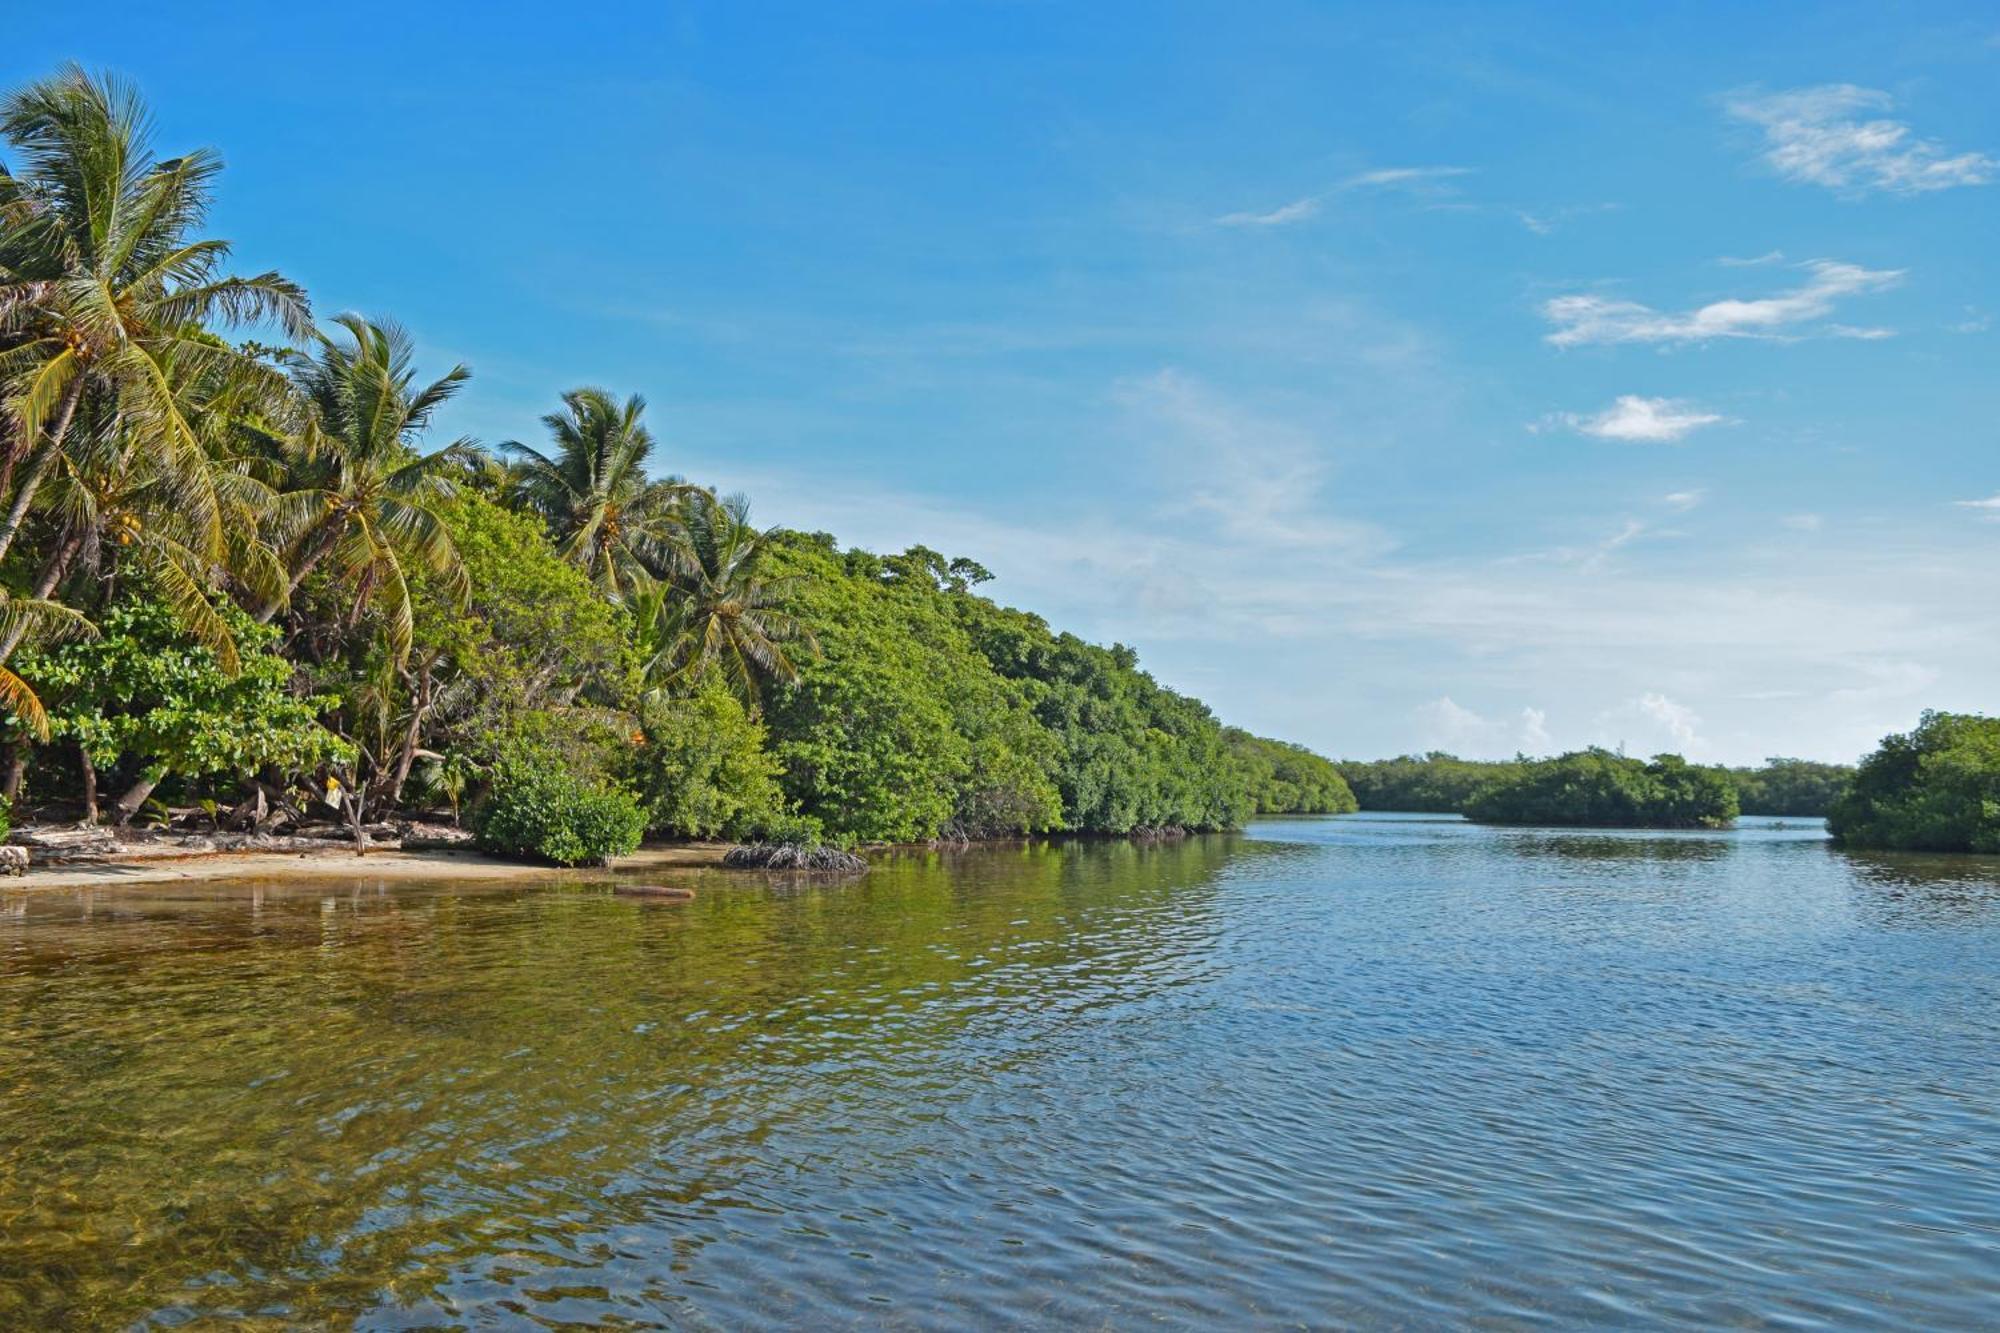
0, 378, 84, 568
383, 663, 435, 807
0, 530, 84, 664
112, 770, 162, 826
254, 521, 341, 624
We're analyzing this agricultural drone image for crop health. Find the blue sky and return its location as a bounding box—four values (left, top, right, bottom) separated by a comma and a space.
11, 3, 1999, 763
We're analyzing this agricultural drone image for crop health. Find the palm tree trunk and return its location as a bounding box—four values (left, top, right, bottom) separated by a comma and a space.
0, 530, 83, 664
254, 523, 338, 623
0, 378, 83, 568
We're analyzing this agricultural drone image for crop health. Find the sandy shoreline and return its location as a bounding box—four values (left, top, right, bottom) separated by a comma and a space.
6, 842, 734, 891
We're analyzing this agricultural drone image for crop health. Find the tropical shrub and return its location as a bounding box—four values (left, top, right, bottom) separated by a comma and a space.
20, 598, 347, 820
1828, 712, 2000, 852
472, 757, 644, 866
1465, 749, 1738, 828
629, 678, 787, 839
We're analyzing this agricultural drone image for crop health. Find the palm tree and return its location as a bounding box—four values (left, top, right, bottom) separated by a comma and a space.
0, 594, 94, 739
0, 65, 311, 574
262, 314, 475, 663
502, 387, 695, 601
637, 492, 814, 710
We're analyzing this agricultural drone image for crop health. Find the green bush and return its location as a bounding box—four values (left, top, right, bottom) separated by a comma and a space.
472, 760, 644, 866
0, 794, 9, 842
1829, 711, 2000, 851
629, 678, 787, 839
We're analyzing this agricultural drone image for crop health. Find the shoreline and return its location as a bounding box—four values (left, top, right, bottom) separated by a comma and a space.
4, 842, 734, 892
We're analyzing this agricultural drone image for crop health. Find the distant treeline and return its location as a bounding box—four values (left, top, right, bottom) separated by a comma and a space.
1338, 753, 1854, 819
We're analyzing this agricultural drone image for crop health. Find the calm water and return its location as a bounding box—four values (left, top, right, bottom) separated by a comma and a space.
4, 815, 2000, 1328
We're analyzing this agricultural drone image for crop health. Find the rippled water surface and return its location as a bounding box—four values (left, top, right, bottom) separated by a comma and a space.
5, 814, 2000, 1328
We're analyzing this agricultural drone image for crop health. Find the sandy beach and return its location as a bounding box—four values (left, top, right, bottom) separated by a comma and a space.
7, 842, 734, 891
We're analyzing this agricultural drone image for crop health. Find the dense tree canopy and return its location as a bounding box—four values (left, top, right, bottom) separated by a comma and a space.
1828, 712, 2000, 852
1725, 758, 1853, 817
1337, 753, 1530, 812
1226, 729, 1358, 815
1465, 750, 1738, 828
1341, 751, 1848, 820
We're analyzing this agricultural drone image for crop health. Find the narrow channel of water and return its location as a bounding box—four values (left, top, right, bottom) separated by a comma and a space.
3, 814, 1997, 1327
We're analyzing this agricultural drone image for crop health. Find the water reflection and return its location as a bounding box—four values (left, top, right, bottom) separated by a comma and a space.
2, 820, 1998, 1327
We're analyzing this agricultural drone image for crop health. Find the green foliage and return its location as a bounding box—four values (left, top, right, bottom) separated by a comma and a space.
1226, 729, 1357, 814
471, 755, 644, 867
1828, 712, 2000, 851
760, 539, 1046, 841
21, 597, 347, 795
629, 677, 787, 839
760, 538, 1252, 842
1338, 753, 1526, 812
1724, 757, 1853, 817
0, 793, 9, 841
1464, 749, 1738, 828
393, 492, 637, 775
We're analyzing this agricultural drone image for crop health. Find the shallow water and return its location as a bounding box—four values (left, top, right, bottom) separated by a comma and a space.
3, 814, 1999, 1328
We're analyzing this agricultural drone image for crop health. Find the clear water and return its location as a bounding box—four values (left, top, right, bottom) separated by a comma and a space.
4, 814, 1999, 1328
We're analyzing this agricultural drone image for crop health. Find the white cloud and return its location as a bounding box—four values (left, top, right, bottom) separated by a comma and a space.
1727, 85, 1995, 195
1555, 396, 1727, 442
1718, 250, 1786, 267
1216, 166, 1469, 226
1217, 197, 1321, 227
1344, 166, 1472, 190
1662, 489, 1706, 512
1519, 707, 1553, 753
1954, 493, 2000, 517
1416, 697, 1552, 757
1543, 260, 1903, 347
1597, 692, 1706, 755
1782, 513, 1824, 531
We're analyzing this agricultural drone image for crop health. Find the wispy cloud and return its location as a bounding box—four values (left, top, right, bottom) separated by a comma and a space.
1542, 259, 1903, 347
1718, 249, 1786, 267
1216, 166, 1470, 227
1953, 493, 2000, 517
1216, 197, 1322, 227
1782, 513, 1824, 531
1662, 489, 1707, 512
1727, 85, 1995, 195
1551, 395, 1727, 442
1344, 166, 1472, 190
1113, 369, 1385, 551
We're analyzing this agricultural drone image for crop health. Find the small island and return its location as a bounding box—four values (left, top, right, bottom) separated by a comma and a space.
1462, 749, 1739, 829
